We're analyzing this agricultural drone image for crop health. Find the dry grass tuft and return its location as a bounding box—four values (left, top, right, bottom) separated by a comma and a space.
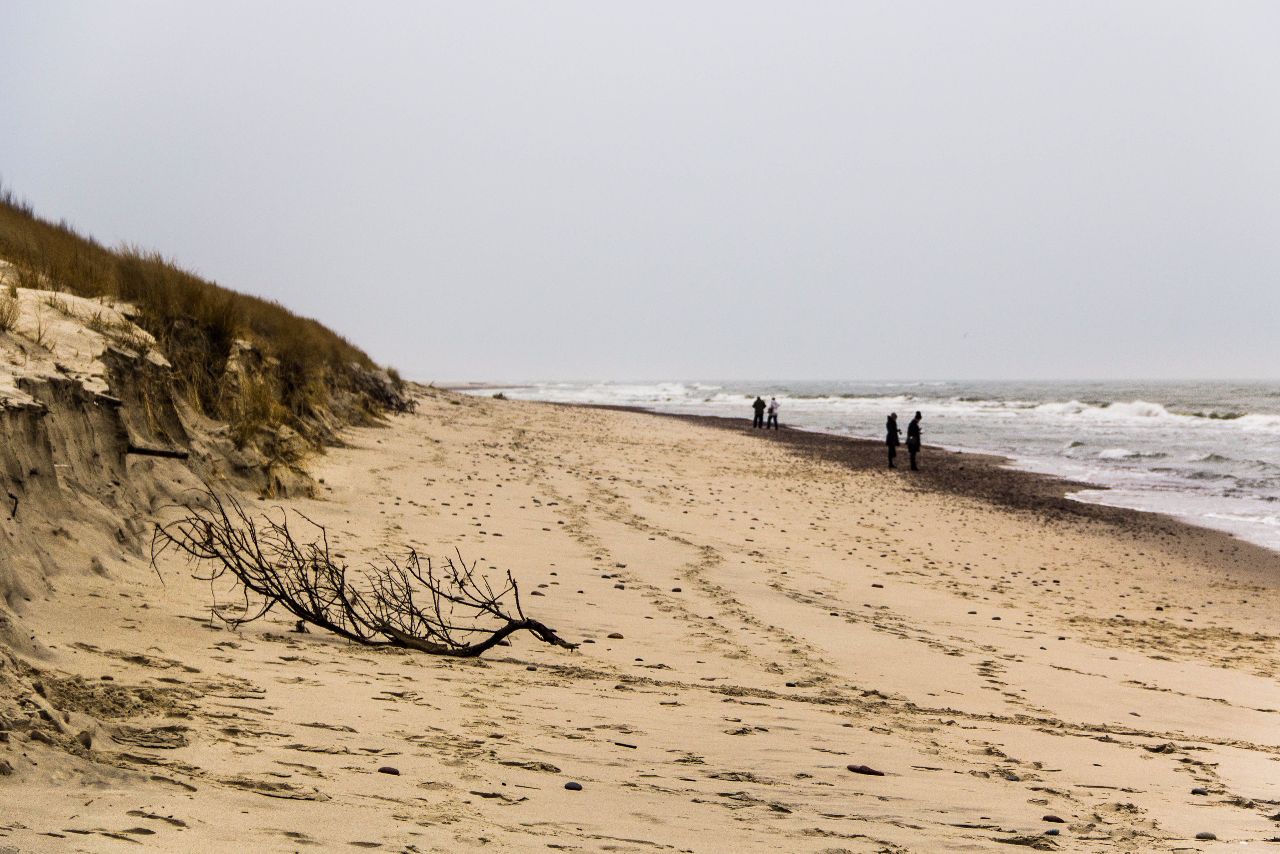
0, 294, 17, 333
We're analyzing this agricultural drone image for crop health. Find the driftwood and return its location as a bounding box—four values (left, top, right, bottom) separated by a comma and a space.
151, 489, 576, 657
126, 443, 190, 460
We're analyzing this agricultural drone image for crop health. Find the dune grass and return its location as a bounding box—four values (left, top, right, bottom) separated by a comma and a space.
0, 294, 17, 333
0, 186, 398, 445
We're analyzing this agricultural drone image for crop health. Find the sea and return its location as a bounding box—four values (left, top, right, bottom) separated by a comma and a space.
464, 380, 1280, 555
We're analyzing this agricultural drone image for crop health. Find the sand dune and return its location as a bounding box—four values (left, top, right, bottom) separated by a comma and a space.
2, 389, 1278, 852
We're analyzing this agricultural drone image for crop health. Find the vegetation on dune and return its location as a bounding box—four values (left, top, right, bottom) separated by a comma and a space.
0, 289, 17, 333
0, 186, 410, 446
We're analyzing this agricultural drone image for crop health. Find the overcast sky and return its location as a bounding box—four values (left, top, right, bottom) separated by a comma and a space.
2, 2, 1278, 381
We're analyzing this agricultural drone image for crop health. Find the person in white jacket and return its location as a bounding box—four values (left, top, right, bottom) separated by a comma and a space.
766, 397, 780, 430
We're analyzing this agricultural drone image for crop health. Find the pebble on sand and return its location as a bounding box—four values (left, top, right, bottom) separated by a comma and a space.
1041, 814, 1065, 823
846, 764, 885, 776
564, 781, 583, 791
1191, 787, 1208, 795
378, 766, 401, 775
1195, 832, 1217, 840
607, 632, 624, 639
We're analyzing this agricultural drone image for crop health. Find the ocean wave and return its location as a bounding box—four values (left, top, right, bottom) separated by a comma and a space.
1098, 448, 1168, 460
1182, 410, 1246, 420
1185, 469, 1235, 482
1034, 399, 1175, 420
1029, 399, 1280, 431
1189, 452, 1280, 472
1233, 413, 1280, 431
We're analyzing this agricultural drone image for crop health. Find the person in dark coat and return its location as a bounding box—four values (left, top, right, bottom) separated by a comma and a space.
752, 396, 766, 429
885, 413, 901, 467
906, 411, 923, 471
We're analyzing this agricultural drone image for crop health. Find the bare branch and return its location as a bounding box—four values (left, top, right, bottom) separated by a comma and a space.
152, 489, 577, 657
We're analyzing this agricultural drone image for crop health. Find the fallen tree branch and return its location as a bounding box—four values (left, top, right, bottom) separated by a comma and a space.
150, 489, 575, 657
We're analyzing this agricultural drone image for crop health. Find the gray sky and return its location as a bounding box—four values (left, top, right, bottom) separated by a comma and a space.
2, 1, 1278, 381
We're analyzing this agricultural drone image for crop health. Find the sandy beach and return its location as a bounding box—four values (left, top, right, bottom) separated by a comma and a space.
1, 388, 1277, 852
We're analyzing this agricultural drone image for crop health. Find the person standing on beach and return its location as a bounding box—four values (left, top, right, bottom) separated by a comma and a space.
885, 413, 901, 467
752, 396, 766, 429
766, 396, 780, 430
906, 411, 923, 471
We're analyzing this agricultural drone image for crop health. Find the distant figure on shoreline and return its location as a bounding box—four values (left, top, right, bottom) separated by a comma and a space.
907, 411, 923, 471
766, 396, 780, 430
885, 413, 901, 467
752, 396, 766, 429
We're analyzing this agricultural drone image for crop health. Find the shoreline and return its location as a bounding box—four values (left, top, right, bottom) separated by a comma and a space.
569, 402, 1280, 580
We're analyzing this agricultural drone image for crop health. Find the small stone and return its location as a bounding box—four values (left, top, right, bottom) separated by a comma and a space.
607, 632, 624, 639
75, 730, 92, 750
1042, 814, 1065, 823
1044, 829, 1059, 836
846, 764, 885, 776
0, 759, 12, 776
1191, 787, 1209, 796
1001, 771, 1021, 781
377, 766, 400, 775
526, 665, 538, 671
871, 583, 884, 588
613, 584, 625, 589
671, 587, 682, 593
1195, 832, 1217, 841
785, 682, 797, 688
564, 781, 583, 791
